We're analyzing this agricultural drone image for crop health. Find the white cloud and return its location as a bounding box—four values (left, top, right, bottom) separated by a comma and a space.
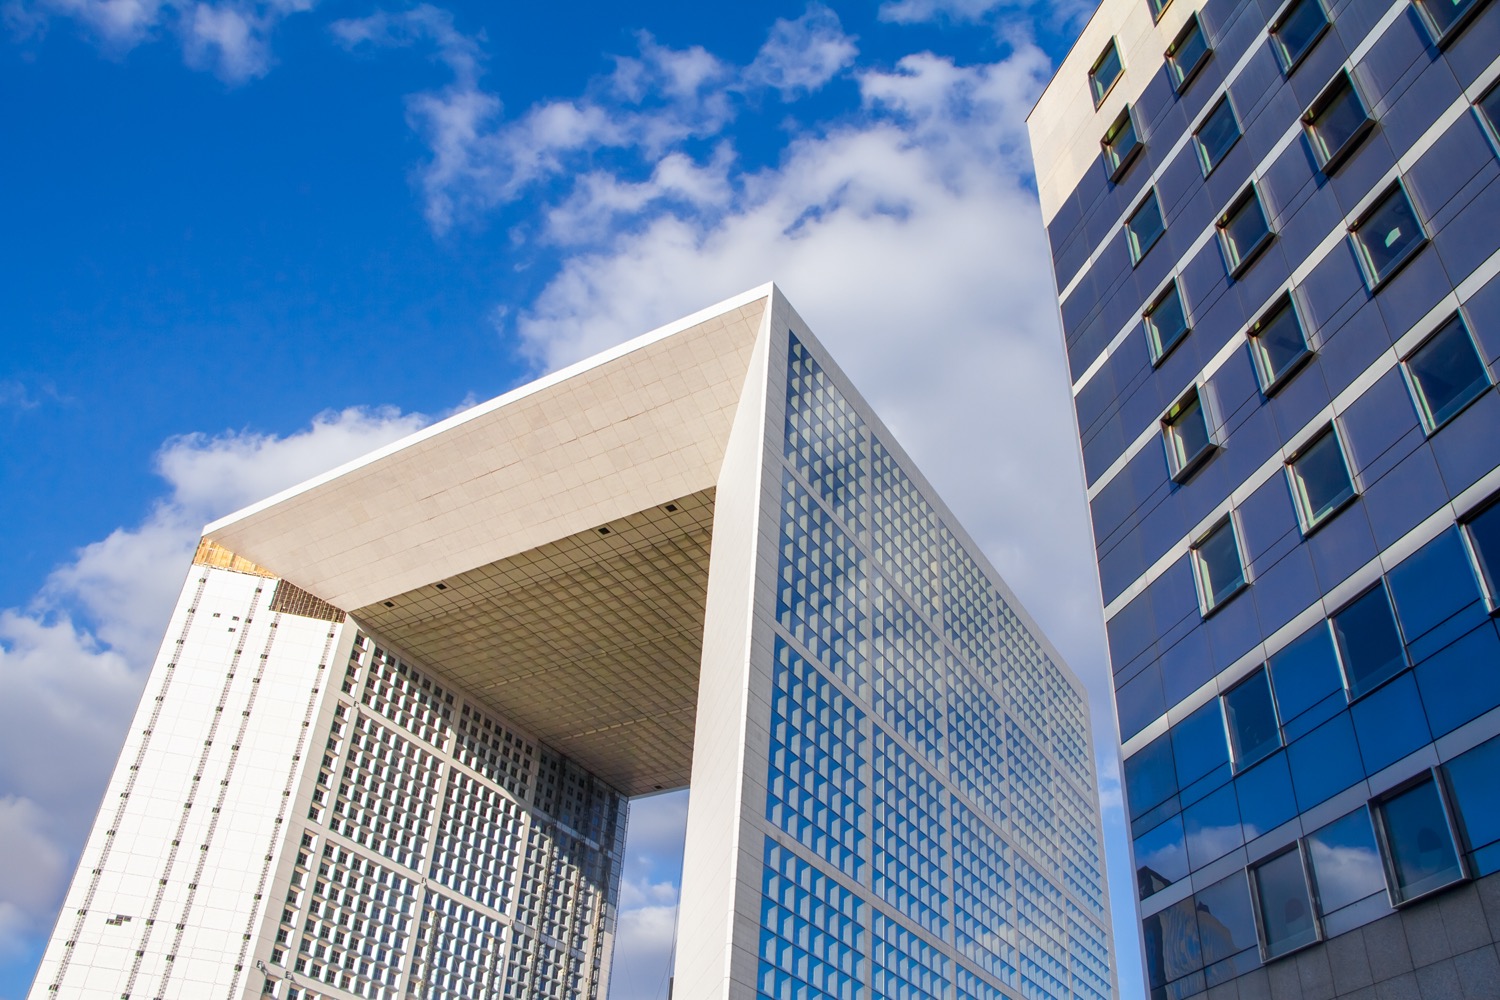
743, 3, 857, 99
0, 407, 425, 958
610, 790, 688, 1000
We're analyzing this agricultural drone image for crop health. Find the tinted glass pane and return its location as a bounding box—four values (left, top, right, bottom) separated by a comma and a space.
1482, 85, 1500, 139
1306, 808, 1386, 913
1380, 778, 1462, 900
1195, 873, 1257, 966
1174, 699, 1230, 786
1407, 316, 1489, 429
1127, 733, 1180, 819
1166, 393, 1212, 473
1137, 813, 1190, 895
1267, 624, 1341, 725
1332, 585, 1406, 697
1447, 735, 1500, 865
1351, 672, 1430, 774
1387, 527, 1483, 644
1185, 783, 1243, 868
1224, 670, 1280, 769
1093, 42, 1123, 102
1130, 193, 1166, 261
1169, 18, 1211, 89
1290, 429, 1354, 529
1288, 713, 1362, 809
1105, 111, 1141, 174
1468, 500, 1500, 603
1273, 0, 1327, 68
1250, 297, 1309, 389
1221, 193, 1271, 272
1419, 0, 1478, 35
1196, 99, 1240, 174
1253, 849, 1319, 957
1143, 896, 1202, 989
1236, 750, 1296, 838
1356, 189, 1424, 285
1308, 77, 1368, 166
1147, 284, 1190, 360
1195, 521, 1244, 609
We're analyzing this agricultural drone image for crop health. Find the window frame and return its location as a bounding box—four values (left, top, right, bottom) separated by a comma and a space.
1191, 515, 1248, 617
1370, 769, 1469, 906
1091, 39, 1125, 107
1248, 841, 1324, 961
1149, 0, 1174, 21
1222, 667, 1284, 773
1285, 424, 1358, 536
1128, 189, 1168, 265
1103, 105, 1145, 182
1400, 312, 1492, 434
1460, 493, 1500, 615
1167, 13, 1213, 93
1413, 0, 1492, 47
1162, 385, 1217, 483
1269, 0, 1330, 74
1145, 279, 1192, 365
1302, 70, 1374, 174
1350, 182, 1428, 291
1248, 293, 1313, 395
1194, 93, 1242, 177
1217, 184, 1275, 278
1330, 581, 1409, 701
1476, 80, 1500, 156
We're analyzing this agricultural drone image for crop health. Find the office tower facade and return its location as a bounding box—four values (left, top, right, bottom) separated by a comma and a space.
31, 286, 1115, 1000
1030, 0, 1500, 997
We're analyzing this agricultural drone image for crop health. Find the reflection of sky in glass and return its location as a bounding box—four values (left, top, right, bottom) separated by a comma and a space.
1383, 780, 1462, 899
1307, 809, 1385, 912
1254, 850, 1318, 957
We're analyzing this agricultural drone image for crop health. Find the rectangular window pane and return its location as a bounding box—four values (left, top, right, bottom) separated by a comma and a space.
1353, 186, 1425, 288
1332, 585, 1406, 697
1193, 519, 1245, 612
1168, 16, 1211, 91
1163, 390, 1213, 479
1305, 73, 1371, 171
1288, 426, 1355, 531
1145, 282, 1190, 362
1129, 191, 1166, 263
1306, 808, 1386, 914
1480, 83, 1500, 149
1249, 295, 1310, 391
1466, 498, 1500, 607
1271, 0, 1328, 71
1267, 624, 1341, 726
1377, 777, 1463, 902
1195, 97, 1240, 175
1416, 0, 1481, 40
1092, 40, 1123, 104
1219, 188, 1272, 276
1195, 873, 1258, 968
1223, 669, 1280, 770
1253, 848, 1319, 957
1446, 735, 1500, 872
1405, 315, 1490, 431
1103, 106, 1142, 180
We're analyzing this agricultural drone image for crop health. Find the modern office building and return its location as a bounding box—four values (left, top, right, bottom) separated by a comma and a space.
1030, 0, 1500, 997
30, 285, 1115, 1000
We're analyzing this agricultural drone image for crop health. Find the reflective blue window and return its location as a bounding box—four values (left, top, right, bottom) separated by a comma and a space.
1269, 0, 1327, 71
1404, 315, 1490, 432
1465, 498, 1500, 608
1387, 528, 1485, 657
1142, 897, 1201, 992
1252, 847, 1319, 958
1267, 625, 1342, 732
1306, 807, 1386, 916
1288, 713, 1362, 810
1447, 735, 1500, 876
1333, 585, 1407, 698
1195, 872, 1259, 981
1415, 623, 1500, 737
1235, 751, 1296, 839
1174, 700, 1231, 800
1126, 734, 1178, 821
1135, 813, 1189, 897
1351, 673, 1431, 775
1376, 777, 1464, 903
1184, 782, 1243, 870
1224, 669, 1280, 770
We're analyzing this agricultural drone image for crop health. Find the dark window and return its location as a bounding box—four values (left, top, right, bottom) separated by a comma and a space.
1145, 281, 1191, 363
1286, 426, 1355, 533
1466, 498, 1500, 610
1414, 0, 1489, 44
1306, 807, 1386, 914
1167, 15, 1212, 92
1304, 72, 1373, 173
1163, 388, 1215, 480
1218, 187, 1273, 277
1195, 96, 1241, 176
1224, 669, 1281, 771
1270, 0, 1329, 72
1129, 190, 1167, 264
1375, 775, 1464, 902
1103, 106, 1144, 180
1252, 846, 1319, 958
1248, 295, 1310, 392
1351, 185, 1426, 289
1447, 735, 1500, 874
1092, 40, 1124, 106
1479, 82, 1500, 151
1149, 0, 1172, 19
1193, 518, 1246, 614
1332, 584, 1407, 698
1404, 315, 1490, 432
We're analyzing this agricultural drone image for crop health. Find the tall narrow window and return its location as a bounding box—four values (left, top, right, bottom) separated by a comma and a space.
1351, 185, 1426, 290
1414, 0, 1488, 45
1463, 497, 1500, 610
1223, 669, 1281, 771
1167, 14, 1212, 92
1403, 314, 1490, 432
1194, 96, 1241, 176
1128, 190, 1167, 264
1270, 0, 1329, 72
1248, 295, 1311, 392
1218, 186, 1273, 277
1145, 281, 1190, 363
1091, 40, 1124, 106
1478, 82, 1500, 151
1192, 518, 1245, 614
1286, 425, 1355, 533
1252, 846, 1320, 958
1103, 106, 1144, 181
1163, 387, 1214, 481
1304, 72, 1373, 173
1331, 584, 1406, 698
1374, 775, 1465, 903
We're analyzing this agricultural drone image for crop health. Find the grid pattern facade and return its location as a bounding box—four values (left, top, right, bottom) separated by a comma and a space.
262, 632, 625, 1000
1036, 0, 1500, 992
756, 333, 1112, 1000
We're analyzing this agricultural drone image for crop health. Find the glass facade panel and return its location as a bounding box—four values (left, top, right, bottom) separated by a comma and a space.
1253, 848, 1319, 958
1104, 106, 1142, 179
1386, 527, 1484, 647
1193, 519, 1245, 613
1306, 808, 1386, 914
1127, 733, 1179, 820
1129, 191, 1167, 264
1304, 73, 1370, 171
1224, 669, 1280, 770
1184, 783, 1243, 869
1143, 896, 1202, 993
1167, 16, 1211, 92
1353, 187, 1426, 288
1416, 0, 1482, 39
1332, 585, 1406, 697
1405, 315, 1490, 431
1377, 778, 1463, 902
1236, 751, 1296, 838
1195, 873, 1258, 969
1195, 97, 1241, 175
1271, 0, 1328, 70
1287, 427, 1355, 532
1091, 40, 1123, 105
1267, 624, 1341, 728
1248, 295, 1310, 391
1164, 390, 1213, 479
1145, 282, 1191, 363
1174, 699, 1230, 787
1136, 813, 1190, 895
1467, 499, 1500, 606
1218, 189, 1272, 276
1447, 735, 1500, 874
1481, 83, 1500, 147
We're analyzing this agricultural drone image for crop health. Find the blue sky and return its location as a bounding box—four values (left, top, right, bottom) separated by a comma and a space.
0, 0, 1146, 996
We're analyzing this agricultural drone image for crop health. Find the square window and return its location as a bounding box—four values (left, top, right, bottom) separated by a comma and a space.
1091, 40, 1124, 106
1303, 72, 1373, 173
1403, 314, 1490, 432
1192, 518, 1245, 614
1351, 185, 1426, 289
1414, 0, 1489, 44
1223, 668, 1281, 771
1103, 106, 1144, 181
1194, 95, 1241, 176
1270, 0, 1329, 73
1163, 388, 1215, 481
1307, 807, 1387, 915
1128, 190, 1167, 264
1286, 425, 1355, 533
1374, 775, 1465, 903
1463, 497, 1500, 611
1331, 584, 1407, 698
1248, 294, 1311, 392
1217, 187, 1273, 277
1145, 281, 1191, 363
1167, 15, 1212, 92
1251, 846, 1320, 958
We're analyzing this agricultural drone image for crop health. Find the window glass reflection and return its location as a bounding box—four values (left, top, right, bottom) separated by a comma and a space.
1306, 808, 1386, 914
1130, 191, 1167, 263
1353, 186, 1425, 288
1304, 73, 1370, 171
1467, 499, 1500, 607
1143, 897, 1203, 991
1219, 188, 1273, 276
1287, 427, 1355, 532
1168, 15, 1211, 91
1405, 315, 1490, 432
1195, 872, 1258, 967
1267, 624, 1341, 726
1271, 0, 1328, 70
1136, 813, 1190, 897
1236, 751, 1295, 839
1193, 519, 1245, 613
1184, 783, 1243, 869
1447, 735, 1500, 874
1386, 527, 1483, 645
1332, 585, 1406, 697
1224, 669, 1280, 770
1195, 97, 1240, 175
1126, 734, 1179, 819
1378, 777, 1463, 902
1253, 848, 1319, 957
1146, 281, 1191, 362
1174, 699, 1229, 787
1249, 295, 1310, 391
